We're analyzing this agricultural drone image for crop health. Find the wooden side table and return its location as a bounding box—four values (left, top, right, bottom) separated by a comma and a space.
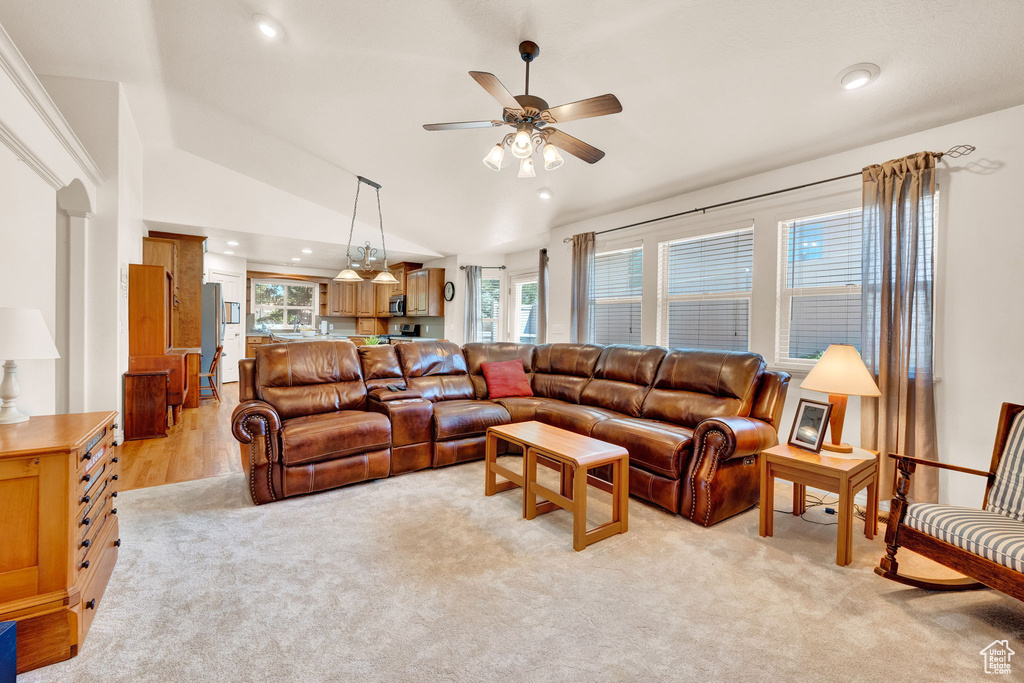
759, 443, 879, 566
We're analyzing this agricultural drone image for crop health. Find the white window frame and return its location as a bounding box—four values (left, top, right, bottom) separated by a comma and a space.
478, 275, 502, 343
775, 206, 862, 372
251, 279, 318, 330
656, 226, 754, 349
507, 270, 538, 343
593, 243, 643, 346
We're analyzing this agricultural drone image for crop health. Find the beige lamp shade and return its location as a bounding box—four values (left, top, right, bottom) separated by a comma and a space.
0, 308, 60, 360
372, 269, 399, 284
800, 344, 879, 397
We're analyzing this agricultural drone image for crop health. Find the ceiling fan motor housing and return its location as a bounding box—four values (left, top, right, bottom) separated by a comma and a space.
519, 40, 540, 62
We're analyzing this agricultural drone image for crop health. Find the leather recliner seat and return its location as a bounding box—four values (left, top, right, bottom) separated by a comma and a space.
233, 339, 790, 526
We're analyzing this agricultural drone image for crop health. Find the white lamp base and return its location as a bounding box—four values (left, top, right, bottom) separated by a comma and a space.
0, 360, 30, 424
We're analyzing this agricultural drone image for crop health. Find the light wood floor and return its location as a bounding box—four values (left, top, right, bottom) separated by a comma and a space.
120, 382, 242, 491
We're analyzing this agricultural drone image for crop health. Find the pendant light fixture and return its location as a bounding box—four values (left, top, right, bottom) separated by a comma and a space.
334, 176, 399, 284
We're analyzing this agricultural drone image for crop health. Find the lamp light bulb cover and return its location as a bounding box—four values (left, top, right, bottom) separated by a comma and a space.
511, 126, 533, 159
333, 269, 363, 282
482, 144, 504, 171
372, 270, 399, 284
517, 157, 536, 178
543, 143, 564, 171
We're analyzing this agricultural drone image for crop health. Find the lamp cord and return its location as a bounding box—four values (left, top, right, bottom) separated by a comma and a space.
345, 179, 361, 268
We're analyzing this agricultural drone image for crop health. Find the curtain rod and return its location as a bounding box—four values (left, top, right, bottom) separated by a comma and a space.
561, 145, 975, 244
459, 265, 507, 270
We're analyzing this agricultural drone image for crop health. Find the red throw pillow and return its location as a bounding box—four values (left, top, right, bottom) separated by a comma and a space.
481, 359, 533, 399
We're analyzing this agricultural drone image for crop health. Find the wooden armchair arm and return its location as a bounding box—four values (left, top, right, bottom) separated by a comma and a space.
887, 453, 994, 479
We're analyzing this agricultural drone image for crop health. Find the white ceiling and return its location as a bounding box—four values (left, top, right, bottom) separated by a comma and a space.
4, 0, 1024, 257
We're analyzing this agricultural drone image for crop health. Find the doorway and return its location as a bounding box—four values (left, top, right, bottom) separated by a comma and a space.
207, 268, 244, 383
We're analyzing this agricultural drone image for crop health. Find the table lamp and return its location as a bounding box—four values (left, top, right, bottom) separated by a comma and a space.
800, 344, 880, 453
0, 308, 60, 424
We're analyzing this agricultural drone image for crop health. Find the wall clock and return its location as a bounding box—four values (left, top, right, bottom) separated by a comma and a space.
443, 281, 455, 301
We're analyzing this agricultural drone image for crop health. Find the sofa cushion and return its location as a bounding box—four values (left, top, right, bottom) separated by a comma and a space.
256, 341, 368, 420
492, 396, 562, 423
641, 349, 765, 428
432, 400, 511, 441
986, 411, 1024, 523
396, 341, 475, 402
592, 418, 694, 479
279, 410, 391, 466
906, 503, 1024, 573
358, 345, 405, 392
464, 342, 535, 398
481, 360, 534, 399
581, 345, 666, 416
532, 343, 604, 403
535, 402, 626, 436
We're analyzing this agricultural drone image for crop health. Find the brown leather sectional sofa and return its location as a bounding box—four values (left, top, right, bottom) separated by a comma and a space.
231, 340, 790, 526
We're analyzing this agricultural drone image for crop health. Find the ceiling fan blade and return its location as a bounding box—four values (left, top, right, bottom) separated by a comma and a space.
545, 128, 605, 164
542, 94, 622, 123
469, 71, 523, 112
423, 120, 505, 131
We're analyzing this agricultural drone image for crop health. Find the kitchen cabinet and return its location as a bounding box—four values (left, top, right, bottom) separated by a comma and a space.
143, 237, 178, 308
356, 280, 375, 317
406, 268, 445, 317
375, 281, 394, 317
246, 335, 271, 358
340, 282, 358, 317
387, 261, 422, 296
356, 318, 387, 335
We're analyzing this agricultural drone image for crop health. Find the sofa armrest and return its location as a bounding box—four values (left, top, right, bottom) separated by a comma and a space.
693, 416, 779, 462
231, 400, 283, 505
369, 387, 422, 402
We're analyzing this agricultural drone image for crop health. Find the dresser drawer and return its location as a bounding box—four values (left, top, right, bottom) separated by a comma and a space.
76, 425, 114, 475
75, 517, 119, 642
76, 451, 120, 518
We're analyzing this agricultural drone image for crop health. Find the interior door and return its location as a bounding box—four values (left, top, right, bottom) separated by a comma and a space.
208, 269, 244, 383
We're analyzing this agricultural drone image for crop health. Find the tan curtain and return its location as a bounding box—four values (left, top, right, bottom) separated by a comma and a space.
570, 233, 595, 343
861, 151, 938, 503
463, 265, 482, 344
536, 248, 549, 344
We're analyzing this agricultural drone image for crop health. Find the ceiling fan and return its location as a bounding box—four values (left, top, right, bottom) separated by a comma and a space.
422, 41, 622, 177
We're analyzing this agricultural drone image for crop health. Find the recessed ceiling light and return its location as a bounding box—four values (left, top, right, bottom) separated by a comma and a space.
253, 14, 281, 39
291, 257, 301, 262
227, 240, 239, 246
302, 248, 313, 254
537, 188, 553, 200
837, 63, 880, 90
224, 251, 234, 255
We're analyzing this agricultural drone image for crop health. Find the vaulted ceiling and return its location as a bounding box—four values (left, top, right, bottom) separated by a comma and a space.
3, 0, 1024, 258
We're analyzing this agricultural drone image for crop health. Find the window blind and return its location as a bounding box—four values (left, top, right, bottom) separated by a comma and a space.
593, 247, 642, 345
510, 274, 538, 343
658, 228, 753, 351
777, 209, 862, 363
479, 277, 501, 342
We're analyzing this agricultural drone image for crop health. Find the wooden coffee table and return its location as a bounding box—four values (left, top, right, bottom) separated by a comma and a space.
485, 421, 629, 551
759, 443, 880, 566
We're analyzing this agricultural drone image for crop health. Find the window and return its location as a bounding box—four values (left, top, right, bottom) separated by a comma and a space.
509, 273, 538, 343
657, 228, 753, 351
593, 246, 642, 345
478, 277, 501, 342
777, 208, 862, 366
252, 280, 317, 329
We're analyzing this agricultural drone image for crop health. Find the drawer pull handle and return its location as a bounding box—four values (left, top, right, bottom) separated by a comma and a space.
112, 491, 118, 498
81, 495, 91, 504
81, 517, 91, 526
81, 539, 92, 548
81, 560, 90, 569
112, 456, 119, 463
85, 599, 96, 610
82, 452, 92, 461
111, 508, 118, 515
82, 474, 91, 482
115, 539, 121, 547
112, 474, 119, 481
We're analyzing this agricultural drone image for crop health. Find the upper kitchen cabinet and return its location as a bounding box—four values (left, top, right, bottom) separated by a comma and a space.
406, 268, 445, 317
387, 261, 422, 297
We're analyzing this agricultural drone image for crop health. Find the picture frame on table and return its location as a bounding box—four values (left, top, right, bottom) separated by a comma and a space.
788, 398, 833, 453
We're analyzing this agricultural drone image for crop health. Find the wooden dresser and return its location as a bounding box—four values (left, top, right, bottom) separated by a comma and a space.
0, 412, 120, 674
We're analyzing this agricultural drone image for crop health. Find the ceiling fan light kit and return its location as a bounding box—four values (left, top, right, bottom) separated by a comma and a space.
423, 41, 622, 177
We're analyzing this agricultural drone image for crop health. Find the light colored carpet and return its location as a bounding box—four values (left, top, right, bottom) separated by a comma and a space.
21, 458, 1024, 682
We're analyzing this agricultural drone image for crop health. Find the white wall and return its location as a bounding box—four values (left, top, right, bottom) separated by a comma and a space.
0, 145, 58, 415
518, 104, 1024, 507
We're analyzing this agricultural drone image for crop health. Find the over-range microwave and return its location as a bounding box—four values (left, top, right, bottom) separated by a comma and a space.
389, 294, 406, 316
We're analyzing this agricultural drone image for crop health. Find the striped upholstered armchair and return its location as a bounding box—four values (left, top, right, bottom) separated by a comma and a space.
876, 402, 1023, 602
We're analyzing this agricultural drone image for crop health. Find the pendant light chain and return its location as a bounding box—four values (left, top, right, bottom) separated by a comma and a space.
375, 186, 388, 268
344, 179, 361, 269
